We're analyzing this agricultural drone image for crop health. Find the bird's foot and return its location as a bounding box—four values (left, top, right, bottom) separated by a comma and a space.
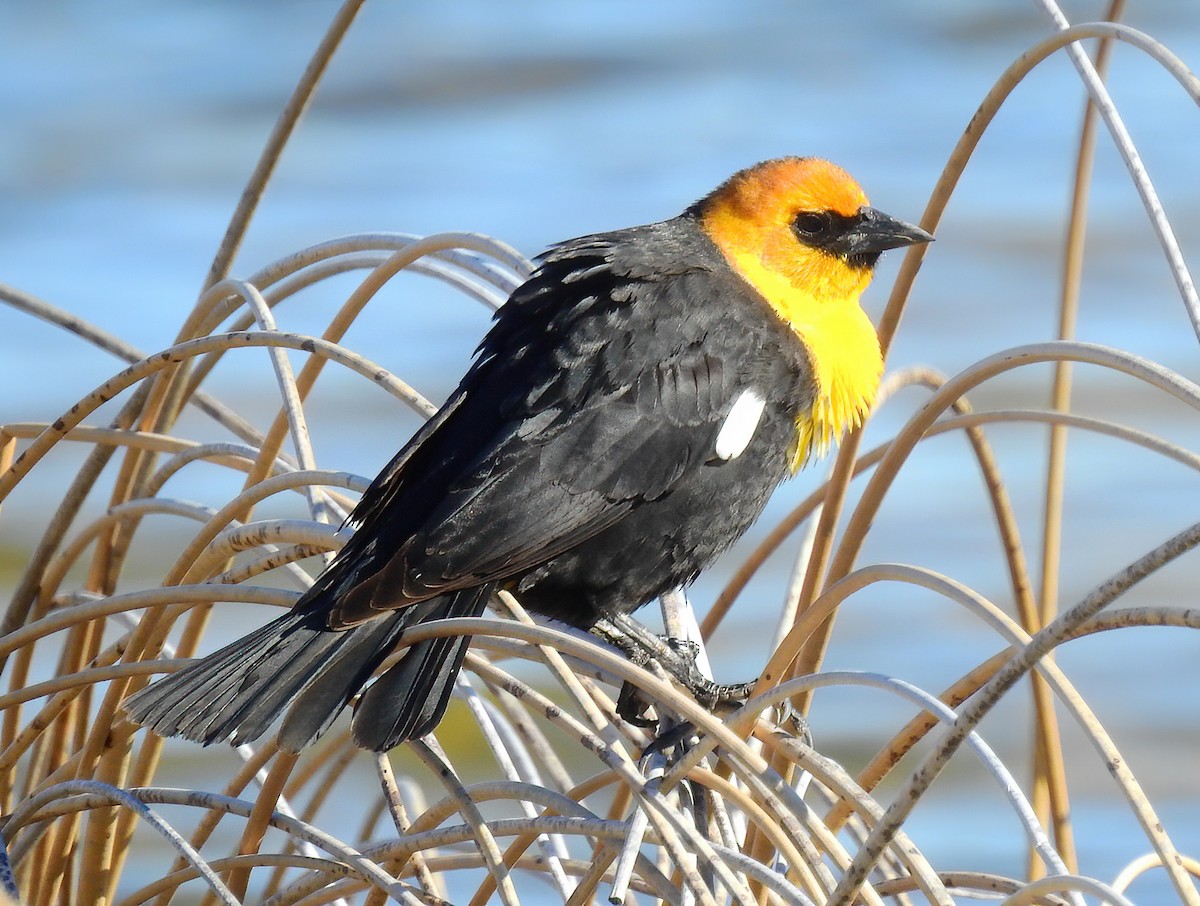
592, 614, 757, 727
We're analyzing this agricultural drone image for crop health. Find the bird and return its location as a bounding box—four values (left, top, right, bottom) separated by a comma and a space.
124, 157, 932, 752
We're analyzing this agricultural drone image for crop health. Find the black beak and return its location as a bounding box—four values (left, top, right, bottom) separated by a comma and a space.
837, 206, 934, 260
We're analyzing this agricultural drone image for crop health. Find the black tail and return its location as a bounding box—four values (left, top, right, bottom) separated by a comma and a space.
124, 587, 491, 752
350, 585, 491, 751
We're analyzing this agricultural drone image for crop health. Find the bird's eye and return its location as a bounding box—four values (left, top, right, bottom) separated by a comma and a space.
792, 211, 832, 241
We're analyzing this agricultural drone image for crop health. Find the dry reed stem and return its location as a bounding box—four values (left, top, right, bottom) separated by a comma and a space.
1030, 4, 1125, 873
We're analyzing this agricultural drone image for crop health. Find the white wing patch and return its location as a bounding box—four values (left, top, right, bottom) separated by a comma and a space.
714, 389, 766, 461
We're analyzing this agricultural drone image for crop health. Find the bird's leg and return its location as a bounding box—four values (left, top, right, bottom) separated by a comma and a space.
591, 612, 757, 724
591, 615, 662, 726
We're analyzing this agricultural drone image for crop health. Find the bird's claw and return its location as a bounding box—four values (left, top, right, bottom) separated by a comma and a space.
615, 681, 659, 727
593, 613, 760, 732
664, 636, 700, 660
652, 635, 755, 710
614, 640, 757, 727
640, 719, 700, 759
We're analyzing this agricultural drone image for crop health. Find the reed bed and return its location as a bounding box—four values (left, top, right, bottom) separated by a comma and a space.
2, 1, 1199, 903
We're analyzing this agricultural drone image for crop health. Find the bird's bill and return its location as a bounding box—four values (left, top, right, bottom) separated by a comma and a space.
843, 206, 934, 255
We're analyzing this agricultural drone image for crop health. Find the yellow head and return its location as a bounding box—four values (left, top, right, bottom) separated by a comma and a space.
696, 157, 931, 467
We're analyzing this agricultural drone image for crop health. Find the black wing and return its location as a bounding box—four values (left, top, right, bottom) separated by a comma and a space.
308, 221, 755, 627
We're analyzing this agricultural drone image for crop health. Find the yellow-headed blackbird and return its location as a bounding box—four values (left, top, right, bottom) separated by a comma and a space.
126, 157, 931, 751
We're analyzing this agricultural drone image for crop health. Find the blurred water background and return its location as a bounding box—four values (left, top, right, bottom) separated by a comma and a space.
3, 1, 1200, 899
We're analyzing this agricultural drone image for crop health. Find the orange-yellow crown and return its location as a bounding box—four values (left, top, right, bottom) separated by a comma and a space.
704, 157, 869, 221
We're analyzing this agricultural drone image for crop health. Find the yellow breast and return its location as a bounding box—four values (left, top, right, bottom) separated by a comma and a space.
720, 245, 883, 469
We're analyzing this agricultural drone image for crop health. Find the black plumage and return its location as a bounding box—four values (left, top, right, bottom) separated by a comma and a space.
126, 211, 819, 752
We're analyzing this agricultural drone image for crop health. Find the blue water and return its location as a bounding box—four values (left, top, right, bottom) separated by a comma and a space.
3, 1, 1200, 900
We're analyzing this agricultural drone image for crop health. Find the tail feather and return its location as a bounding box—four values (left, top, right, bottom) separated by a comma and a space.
182, 617, 335, 744
208, 617, 371, 746
276, 614, 410, 751
125, 613, 300, 741
125, 608, 403, 747
125, 586, 494, 750
352, 586, 491, 751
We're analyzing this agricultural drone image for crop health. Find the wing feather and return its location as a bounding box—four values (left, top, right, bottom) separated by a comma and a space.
319, 223, 759, 626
